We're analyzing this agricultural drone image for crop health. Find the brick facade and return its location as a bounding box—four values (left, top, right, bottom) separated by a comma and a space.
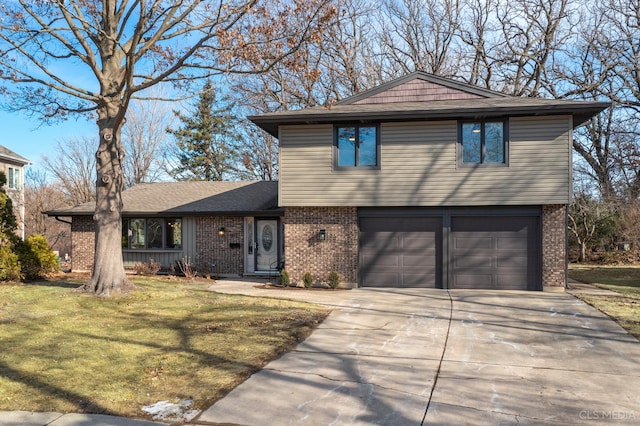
542, 204, 567, 290
284, 207, 358, 286
195, 216, 244, 276
71, 216, 96, 272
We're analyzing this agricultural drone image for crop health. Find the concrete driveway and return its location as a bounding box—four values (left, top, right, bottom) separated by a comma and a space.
198, 281, 640, 425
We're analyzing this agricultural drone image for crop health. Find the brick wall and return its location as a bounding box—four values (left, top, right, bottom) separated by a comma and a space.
71, 216, 96, 272
195, 216, 244, 276
284, 207, 358, 286
542, 204, 567, 290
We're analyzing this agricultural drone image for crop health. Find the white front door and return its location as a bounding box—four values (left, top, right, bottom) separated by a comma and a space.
256, 219, 278, 271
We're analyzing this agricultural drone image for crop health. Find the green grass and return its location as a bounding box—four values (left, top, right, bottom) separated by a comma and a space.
0, 274, 329, 418
568, 265, 640, 340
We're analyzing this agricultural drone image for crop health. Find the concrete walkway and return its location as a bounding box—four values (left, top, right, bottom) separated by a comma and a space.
2, 280, 639, 425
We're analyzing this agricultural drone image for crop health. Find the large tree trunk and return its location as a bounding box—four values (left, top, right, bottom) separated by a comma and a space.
84, 106, 131, 295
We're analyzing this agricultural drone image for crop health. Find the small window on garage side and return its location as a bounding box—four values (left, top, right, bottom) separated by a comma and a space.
335, 125, 379, 169
459, 120, 507, 166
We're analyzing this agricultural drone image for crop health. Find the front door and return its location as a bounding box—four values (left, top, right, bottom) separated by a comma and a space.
256, 219, 278, 271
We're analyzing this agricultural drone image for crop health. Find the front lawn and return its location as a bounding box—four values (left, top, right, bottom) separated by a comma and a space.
568, 265, 640, 340
0, 275, 329, 420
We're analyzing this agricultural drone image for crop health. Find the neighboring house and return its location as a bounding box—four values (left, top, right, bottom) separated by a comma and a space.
0, 144, 31, 239
48, 72, 609, 291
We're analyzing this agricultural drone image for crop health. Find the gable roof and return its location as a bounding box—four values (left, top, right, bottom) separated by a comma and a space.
248, 72, 610, 137
46, 181, 281, 217
336, 71, 508, 105
0, 145, 31, 166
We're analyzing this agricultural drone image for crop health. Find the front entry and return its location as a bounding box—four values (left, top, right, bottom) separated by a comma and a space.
256, 219, 278, 271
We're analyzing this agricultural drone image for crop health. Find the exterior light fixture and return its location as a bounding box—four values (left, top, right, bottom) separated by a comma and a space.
218, 227, 225, 236
319, 229, 326, 241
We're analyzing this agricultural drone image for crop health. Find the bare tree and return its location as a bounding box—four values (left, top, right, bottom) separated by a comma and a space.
378, 0, 462, 77
42, 138, 97, 205
237, 124, 279, 181
24, 169, 71, 257
0, 0, 335, 295
122, 95, 174, 187
494, 0, 576, 97
457, 0, 499, 87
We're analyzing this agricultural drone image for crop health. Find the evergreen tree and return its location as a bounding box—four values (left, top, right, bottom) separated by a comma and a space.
168, 81, 241, 181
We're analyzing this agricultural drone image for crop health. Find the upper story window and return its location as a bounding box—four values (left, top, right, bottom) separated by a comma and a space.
122, 217, 182, 250
335, 125, 379, 169
459, 120, 508, 166
7, 167, 20, 190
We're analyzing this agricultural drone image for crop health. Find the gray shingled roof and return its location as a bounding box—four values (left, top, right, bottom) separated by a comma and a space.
0, 145, 31, 165
47, 181, 281, 216
249, 97, 610, 137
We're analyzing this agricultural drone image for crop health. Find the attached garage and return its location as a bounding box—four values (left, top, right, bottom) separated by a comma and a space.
359, 208, 541, 290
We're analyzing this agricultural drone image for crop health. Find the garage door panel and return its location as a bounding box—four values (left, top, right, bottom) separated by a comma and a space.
496, 275, 530, 289
361, 271, 400, 287
362, 254, 400, 267
403, 254, 437, 268
454, 236, 493, 249
496, 237, 528, 250
454, 274, 493, 288
403, 273, 437, 288
360, 233, 400, 250
496, 255, 529, 268
403, 234, 437, 249
454, 254, 493, 269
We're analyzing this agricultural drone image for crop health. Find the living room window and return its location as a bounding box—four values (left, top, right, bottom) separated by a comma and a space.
459, 120, 508, 166
122, 218, 182, 250
335, 125, 379, 168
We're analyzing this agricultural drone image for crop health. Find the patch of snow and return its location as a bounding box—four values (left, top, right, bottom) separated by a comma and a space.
141, 398, 200, 423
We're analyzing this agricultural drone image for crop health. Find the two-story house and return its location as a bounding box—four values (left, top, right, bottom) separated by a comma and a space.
49, 72, 608, 291
0, 144, 31, 239
248, 72, 609, 291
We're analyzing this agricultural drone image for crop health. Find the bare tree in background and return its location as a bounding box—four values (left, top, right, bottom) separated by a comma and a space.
42, 138, 96, 205
24, 169, 71, 257
238, 124, 279, 181
378, 0, 462, 76
122, 96, 174, 187
0, 0, 336, 295
494, 0, 575, 97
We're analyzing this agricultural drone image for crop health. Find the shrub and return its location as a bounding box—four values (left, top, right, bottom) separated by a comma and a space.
303, 272, 313, 288
280, 269, 290, 287
328, 271, 340, 289
0, 245, 21, 281
133, 258, 161, 276
17, 234, 59, 280
176, 256, 197, 279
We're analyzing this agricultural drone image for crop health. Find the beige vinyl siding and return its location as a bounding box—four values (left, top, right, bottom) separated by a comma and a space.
279, 116, 571, 206
123, 216, 197, 269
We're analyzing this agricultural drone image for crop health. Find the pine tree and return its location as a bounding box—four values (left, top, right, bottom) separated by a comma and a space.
168, 81, 241, 181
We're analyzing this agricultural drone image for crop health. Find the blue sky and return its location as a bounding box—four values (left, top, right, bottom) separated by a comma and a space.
0, 110, 96, 172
